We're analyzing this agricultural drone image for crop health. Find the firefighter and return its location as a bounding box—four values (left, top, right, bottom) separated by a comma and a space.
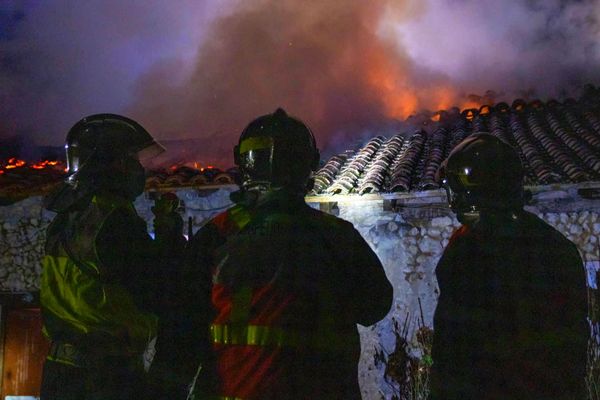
186, 108, 393, 399
40, 114, 184, 400
430, 133, 588, 399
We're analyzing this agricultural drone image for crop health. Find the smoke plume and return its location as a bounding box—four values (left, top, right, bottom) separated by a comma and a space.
2, 0, 600, 166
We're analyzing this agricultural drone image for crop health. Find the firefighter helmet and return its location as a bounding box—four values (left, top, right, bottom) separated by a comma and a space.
234, 108, 320, 191
65, 114, 163, 199
47, 114, 163, 211
65, 113, 164, 178
437, 133, 524, 219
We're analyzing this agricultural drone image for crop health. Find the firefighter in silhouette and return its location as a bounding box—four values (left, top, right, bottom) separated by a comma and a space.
40, 114, 185, 400
186, 108, 393, 399
430, 133, 588, 400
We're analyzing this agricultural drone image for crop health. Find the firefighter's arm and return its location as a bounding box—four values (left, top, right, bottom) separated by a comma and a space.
152, 192, 186, 251
94, 208, 159, 352
343, 224, 393, 326
542, 242, 588, 394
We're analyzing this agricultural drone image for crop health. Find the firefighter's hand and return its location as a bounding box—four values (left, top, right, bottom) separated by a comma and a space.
154, 212, 184, 238
152, 193, 184, 237
152, 192, 179, 216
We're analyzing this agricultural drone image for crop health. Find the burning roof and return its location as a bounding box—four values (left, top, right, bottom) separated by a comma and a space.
3, 90, 600, 204
0, 158, 238, 206
312, 92, 600, 196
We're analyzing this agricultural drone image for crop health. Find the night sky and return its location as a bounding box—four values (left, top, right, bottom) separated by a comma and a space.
2, 0, 600, 166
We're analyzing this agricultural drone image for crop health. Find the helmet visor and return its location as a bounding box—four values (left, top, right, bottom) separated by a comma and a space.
239, 136, 274, 186
241, 148, 273, 184
137, 141, 165, 161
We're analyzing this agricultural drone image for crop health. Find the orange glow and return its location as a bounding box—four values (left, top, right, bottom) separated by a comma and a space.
460, 100, 483, 111
431, 87, 456, 112
32, 160, 50, 170
364, 49, 491, 120
5, 158, 26, 169
431, 113, 441, 122
366, 51, 418, 119
2, 158, 63, 174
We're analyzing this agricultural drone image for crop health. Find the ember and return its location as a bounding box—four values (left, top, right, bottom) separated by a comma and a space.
4, 158, 27, 169
0, 157, 65, 175
31, 160, 60, 170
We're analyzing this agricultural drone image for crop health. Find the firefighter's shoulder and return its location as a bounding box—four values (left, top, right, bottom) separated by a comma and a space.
302, 204, 357, 233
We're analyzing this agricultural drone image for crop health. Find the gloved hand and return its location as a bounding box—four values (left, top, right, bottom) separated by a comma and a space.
152, 192, 184, 239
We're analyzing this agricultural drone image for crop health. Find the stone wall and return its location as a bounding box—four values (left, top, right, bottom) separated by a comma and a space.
1, 183, 599, 399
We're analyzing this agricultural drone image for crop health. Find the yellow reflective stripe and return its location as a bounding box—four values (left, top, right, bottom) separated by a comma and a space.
46, 342, 82, 367
239, 136, 273, 154
210, 324, 300, 347
228, 205, 252, 231
47, 354, 79, 367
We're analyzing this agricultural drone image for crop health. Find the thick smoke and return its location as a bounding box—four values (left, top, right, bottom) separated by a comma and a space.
0, 0, 214, 146
3, 0, 600, 166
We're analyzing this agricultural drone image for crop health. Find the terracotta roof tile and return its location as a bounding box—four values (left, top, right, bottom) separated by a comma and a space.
311, 93, 600, 195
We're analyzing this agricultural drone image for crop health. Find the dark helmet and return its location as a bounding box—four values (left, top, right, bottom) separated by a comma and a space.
46, 114, 164, 212
234, 108, 320, 191
65, 113, 164, 182
437, 133, 524, 218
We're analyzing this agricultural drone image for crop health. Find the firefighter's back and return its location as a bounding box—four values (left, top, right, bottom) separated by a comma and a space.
201, 196, 390, 399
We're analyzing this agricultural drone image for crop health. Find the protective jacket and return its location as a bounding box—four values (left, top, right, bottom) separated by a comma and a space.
187, 190, 392, 400
430, 210, 588, 400
41, 195, 158, 369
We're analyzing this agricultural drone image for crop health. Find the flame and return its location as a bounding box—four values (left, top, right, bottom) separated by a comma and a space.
32, 160, 51, 169
365, 50, 491, 120
479, 105, 491, 116
431, 87, 456, 112
1, 158, 64, 174
460, 100, 483, 111
365, 46, 419, 119
5, 158, 26, 169
430, 113, 441, 122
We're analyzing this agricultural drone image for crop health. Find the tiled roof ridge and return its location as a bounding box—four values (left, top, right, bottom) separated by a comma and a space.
312, 91, 600, 195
